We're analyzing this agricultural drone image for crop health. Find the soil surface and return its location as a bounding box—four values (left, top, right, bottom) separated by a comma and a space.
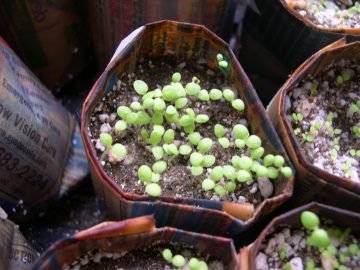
287, 58, 359, 182
63, 243, 228, 270
256, 221, 360, 269
88, 56, 286, 205
292, 0, 360, 29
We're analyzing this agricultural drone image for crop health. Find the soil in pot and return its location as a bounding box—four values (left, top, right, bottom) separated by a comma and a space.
290, 0, 360, 28
286, 58, 359, 182
87, 55, 292, 206
256, 211, 360, 270
62, 242, 228, 270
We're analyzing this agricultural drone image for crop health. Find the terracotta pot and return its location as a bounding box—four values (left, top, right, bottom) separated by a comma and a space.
267, 39, 360, 212
239, 202, 360, 269
80, 20, 294, 237
32, 216, 240, 269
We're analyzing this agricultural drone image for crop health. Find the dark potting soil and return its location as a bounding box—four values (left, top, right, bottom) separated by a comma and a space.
287, 58, 359, 182
63, 243, 228, 270
88, 56, 279, 205
256, 222, 360, 269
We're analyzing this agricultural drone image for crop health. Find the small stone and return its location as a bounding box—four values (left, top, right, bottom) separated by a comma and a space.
255, 252, 269, 270
289, 257, 303, 270
257, 176, 273, 198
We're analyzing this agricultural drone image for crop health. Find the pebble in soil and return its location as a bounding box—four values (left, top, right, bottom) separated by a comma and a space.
88, 56, 292, 206
291, 0, 360, 29
287, 58, 359, 182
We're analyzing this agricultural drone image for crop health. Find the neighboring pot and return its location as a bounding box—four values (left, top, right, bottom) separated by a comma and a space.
32, 216, 240, 270
239, 202, 360, 269
238, 0, 360, 104
81, 20, 294, 237
267, 39, 360, 212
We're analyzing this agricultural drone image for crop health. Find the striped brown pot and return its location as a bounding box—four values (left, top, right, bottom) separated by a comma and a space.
267, 39, 360, 212
32, 216, 240, 270
239, 202, 360, 269
239, 0, 360, 90
80, 20, 294, 237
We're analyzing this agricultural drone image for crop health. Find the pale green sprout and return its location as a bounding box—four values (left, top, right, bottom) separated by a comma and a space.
152, 161, 167, 174
140, 128, 149, 140
256, 165, 268, 177
175, 97, 188, 109
235, 139, 246, 149
189, 258, 208, 270
216, 53, 223, 62
218, 137, 230, 148
202, 155, 216, 167
198, 89, 210, 101
138, 165, 152, 182
186, 108, 196, 119
209, 89, 223, 100
149, 125, 164, 145
231, 155, 241, 169
231, 99, 245, 111
152, 112, 163, 125
172, 254, 186, 268
154, 89, 162, 97
195, 114, 209, 124
184, 123, 196, 134
166, 105, 177, 116
336, 75, 343, 84
117, 105, 131, 119
233, 124, 249, 139
100, 133, 112, 149
172, 72, 181, 83
202, 178, 215, 190
125, 112, 138, 124
219, 60, 228, 68
210, 166, 224, 181
135, 111, 150, 125
179, 144, 192, 155
172, 82, 186, 98
114, 120, 127, 132
223, 89, 235, 101
236, 170, 252, 182
226, 182, 236, 192
133, 80, 148, 95
263, 154, 274, 167
163, 144, 179, 156
190, 152, 204, 166
130, 101, 142, 111
191, 166, 204, 176
142, 91, 155, 100
251, 147, 265, 159
197, 138, 213, 153
162, 249, 173, 263
251, 161, 261, 172
179, 115, 194, 127
142, 98, 154, 109
162, 85, 177, 101
267, 167, 279, 179
301, 211, 319, 230
163, 129, 175, 143
238, 156, 253, 170
152, 146, 164, 160
185, 81, 201, 96
214, 124, 225, 138
151, 173, 160, 183
246, 135, 262, 149
188, 132, 202, 145
280, 166, 292, 178
146, 183, 161, 197
153, 97, 166, 111
223, 165, 236, 180
273, 155, 285, 168
215, 185, 226, 196
111, 143, 127, 158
